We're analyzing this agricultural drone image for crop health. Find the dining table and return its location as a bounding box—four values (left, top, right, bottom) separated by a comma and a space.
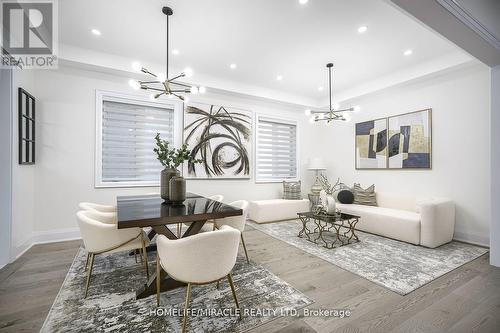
117, 192, 243, 300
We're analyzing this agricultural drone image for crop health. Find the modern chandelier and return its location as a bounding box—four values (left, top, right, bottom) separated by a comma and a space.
129, 6, 205, 101
305, 63, 359, 123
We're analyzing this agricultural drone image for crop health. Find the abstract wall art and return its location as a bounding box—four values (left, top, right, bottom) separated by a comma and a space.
183, 102, 252, 178
388, 109, 432, 169
355, 118, 388, 169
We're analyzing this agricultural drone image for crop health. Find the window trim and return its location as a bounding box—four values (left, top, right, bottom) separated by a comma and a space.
94, 90, 183, 188
254, 114, 300, 184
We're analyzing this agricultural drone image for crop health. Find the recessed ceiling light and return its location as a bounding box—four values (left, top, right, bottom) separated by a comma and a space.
276, 75, 283, 81
318, 86, 324, 91
404, 49, 413, 56
91, 29, 101, 36
230, 63, 237, 69
172, 49, 179, 55
357, 26, 368, 33
299, 0, 308, 4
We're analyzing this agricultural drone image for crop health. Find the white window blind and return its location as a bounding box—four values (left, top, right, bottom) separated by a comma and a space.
256, 116, 298, 182
100, 100, 174, 185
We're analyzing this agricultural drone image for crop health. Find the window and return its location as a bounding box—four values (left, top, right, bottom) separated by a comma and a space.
255, 115, 299, 182
95, 91, 182, 187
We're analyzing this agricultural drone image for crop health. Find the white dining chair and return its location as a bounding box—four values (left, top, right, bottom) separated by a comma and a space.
156, 225, 242, 332
79, 202, 116, 213
76, 210, 150, 298
213, 200, 250, 263
181, 194, 224, 236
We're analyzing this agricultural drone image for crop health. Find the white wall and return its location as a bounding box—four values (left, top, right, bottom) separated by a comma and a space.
320, 63, 491, 246
30, 66, 321, 235
491, 65, 500, 266
10, 68, 37, 259
0, 69, 13, 268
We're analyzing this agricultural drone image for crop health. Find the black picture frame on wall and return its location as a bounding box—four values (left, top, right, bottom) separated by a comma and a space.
18, 88, 36, 165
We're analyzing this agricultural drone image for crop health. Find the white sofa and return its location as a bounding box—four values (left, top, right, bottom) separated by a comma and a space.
249, 199, 309, 223
336, 192, 455, 248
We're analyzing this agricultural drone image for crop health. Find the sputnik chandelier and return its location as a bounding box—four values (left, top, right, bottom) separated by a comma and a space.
129, 6, 205, 101
305, 63, 360, 123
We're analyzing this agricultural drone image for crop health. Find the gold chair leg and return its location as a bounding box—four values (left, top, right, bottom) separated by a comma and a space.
84, 252, 90, 271
240, 234, 250, 264
84, 253, 95, 298
141, 234, 149, 280
134, 250, 138, 263
216, 279, 220, 289
177, 224, 181, 238
156, 254, 161, 307
182, 283, 192, 333
227, 273, 242, 320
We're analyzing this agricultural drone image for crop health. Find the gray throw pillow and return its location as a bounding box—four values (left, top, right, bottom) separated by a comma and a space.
283, 181, 302, 200
353, 183, 377, 206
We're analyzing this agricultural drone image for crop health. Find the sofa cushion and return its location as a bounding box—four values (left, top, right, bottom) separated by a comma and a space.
249, 199, 309, 223
337, 203, 421, 245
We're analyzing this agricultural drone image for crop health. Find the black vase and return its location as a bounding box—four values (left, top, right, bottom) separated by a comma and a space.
169, 175, 186, 205
161, 168, 180, 202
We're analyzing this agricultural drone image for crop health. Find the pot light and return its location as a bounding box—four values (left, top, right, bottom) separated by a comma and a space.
318, 86, 324, 91
230, 63, 237, 69
91, 28, 101, 36
299, 0, 308, 4
404, 49, 413, 56
357, 26, 368, 33
172, 49, 179, 55
276, 75, 283, 81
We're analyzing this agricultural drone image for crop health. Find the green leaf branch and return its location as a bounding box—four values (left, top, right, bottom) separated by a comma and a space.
153, 133, 202, 169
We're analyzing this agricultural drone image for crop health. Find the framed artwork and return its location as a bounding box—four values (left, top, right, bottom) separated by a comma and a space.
18, 88, 36, 165
355, 118, 388, 169
388, 109, 432, 169
183, 102, 252, 179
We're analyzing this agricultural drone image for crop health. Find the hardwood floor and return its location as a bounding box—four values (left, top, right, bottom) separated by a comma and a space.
1, 228, 499, 333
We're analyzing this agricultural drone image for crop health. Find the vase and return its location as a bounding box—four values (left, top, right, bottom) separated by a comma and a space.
161, 167, 180, 202
325, 194, 337, 215
169, 175, 186, 205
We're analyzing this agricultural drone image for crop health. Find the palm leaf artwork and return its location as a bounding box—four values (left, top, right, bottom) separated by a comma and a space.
183, 103, 252, 178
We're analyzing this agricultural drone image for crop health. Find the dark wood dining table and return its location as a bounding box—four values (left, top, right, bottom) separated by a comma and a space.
117, 192, 243, 299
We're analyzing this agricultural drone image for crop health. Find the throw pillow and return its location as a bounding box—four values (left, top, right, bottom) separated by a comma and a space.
283, 181, 302, 200
336, 190, 355, 204
353, 183, 377, 206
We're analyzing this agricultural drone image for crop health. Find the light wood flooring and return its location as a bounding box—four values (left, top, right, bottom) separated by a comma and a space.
1, 226, 499, 333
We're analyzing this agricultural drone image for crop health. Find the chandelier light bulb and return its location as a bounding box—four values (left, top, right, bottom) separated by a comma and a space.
183, 67, 194, 77
184, 97, 190, 104
305, 109, 312, 116
199, 86, 206, 94
128, 79, 140, 90
131, 62, 142, 72
353, 105, 361, 112
149, 94, 156, 101
309, 117, 315, 124
190, 86, 199, 94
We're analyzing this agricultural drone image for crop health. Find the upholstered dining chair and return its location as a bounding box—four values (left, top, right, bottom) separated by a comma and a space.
79, 202, 116, 213
213, 200, 250, 263
180, 194, 224, 236
76, 210, 150, 298
156, 225, 242, 333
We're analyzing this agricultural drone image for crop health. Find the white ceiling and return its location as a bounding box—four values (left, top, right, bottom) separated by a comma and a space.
59, 0, 471, 105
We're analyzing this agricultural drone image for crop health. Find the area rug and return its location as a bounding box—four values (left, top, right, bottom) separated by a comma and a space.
41, 248, 312, 332
248, 220, 488, 295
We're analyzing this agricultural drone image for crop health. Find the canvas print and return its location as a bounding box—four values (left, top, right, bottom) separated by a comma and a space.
355, 118, 388, 169
388, 109, 432, 169
183, 102, 252, 178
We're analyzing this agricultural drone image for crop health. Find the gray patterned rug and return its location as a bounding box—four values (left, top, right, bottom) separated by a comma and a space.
41, 248, 312, 332
248, 220, 488, 295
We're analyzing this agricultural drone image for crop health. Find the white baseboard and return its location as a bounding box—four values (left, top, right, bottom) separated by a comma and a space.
9, 228, 82, 263
453, 231, 490, 248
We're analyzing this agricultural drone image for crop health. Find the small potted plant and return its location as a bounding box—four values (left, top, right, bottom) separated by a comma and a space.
153, 133, 201, 203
